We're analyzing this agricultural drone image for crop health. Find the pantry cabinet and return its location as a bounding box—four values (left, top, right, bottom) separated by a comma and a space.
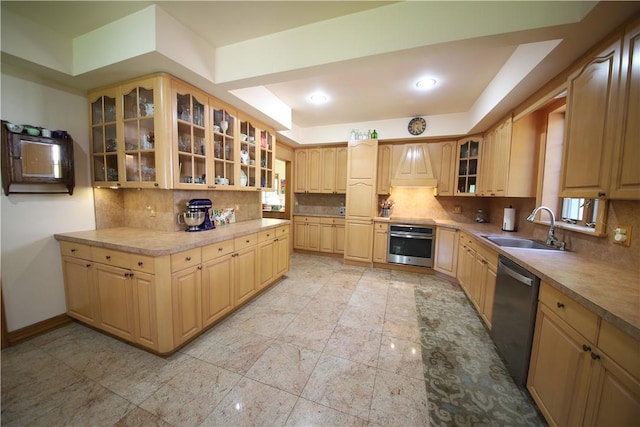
528, 281, 640, 427
560, 38, 621, 198
610, 18, 640, 200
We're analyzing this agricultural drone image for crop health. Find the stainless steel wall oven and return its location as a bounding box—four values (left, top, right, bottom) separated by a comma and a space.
387, 224, 435, 268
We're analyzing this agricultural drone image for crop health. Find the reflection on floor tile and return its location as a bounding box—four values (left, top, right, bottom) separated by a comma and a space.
2, 252, 478, 426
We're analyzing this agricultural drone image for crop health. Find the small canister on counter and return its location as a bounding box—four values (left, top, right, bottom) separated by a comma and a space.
475, 209, 488, 223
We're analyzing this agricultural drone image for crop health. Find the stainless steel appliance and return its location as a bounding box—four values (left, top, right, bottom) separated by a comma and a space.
177, 198, 214, 232
491, 255, 541, 387
387, 224, 434, 268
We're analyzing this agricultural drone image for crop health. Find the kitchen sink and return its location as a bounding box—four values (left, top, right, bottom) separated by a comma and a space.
482, 235, 562, 250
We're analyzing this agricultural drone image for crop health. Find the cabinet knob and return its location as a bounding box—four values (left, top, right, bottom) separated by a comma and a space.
557, 302, 565, 308
186, 256, 191, 261
106, 255, 111, 260
582, 344, 591, 352
246, 239, 250, 243
598, 192, 606, 197
70, 248, 77, 253
590, 352, 601, 361
138, 261, 143, 266
86, 263, 91, 268
218, 247, 223, 251
197, 266, 202, 270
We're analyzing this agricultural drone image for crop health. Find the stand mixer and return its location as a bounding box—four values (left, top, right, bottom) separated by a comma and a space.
178, 198, 214, 232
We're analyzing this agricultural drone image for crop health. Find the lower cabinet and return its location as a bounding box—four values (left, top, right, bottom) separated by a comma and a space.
528, 281, 640, 427
372, 222, 389, 263
344, 219, 374, 263
293, 216, 320, 251
294, 215, 344, 255
434, 227, 458, 275
455, 231, 497, 329
319, 217, 345, 254
58, 224, 290, 354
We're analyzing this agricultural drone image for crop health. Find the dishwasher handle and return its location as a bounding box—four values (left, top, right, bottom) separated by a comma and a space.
499, 259, 534, 287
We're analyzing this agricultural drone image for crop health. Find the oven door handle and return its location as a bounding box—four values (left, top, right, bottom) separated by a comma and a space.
389, 232, 433, 240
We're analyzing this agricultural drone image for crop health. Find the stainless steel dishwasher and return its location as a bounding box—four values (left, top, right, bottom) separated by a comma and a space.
491, 255, 541, 387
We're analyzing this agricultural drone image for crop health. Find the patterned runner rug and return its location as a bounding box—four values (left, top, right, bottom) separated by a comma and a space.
415, 276, 547, 426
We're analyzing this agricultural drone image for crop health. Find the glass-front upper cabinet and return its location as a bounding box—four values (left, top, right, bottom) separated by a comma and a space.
239, 116, 258, 189
90, 88, 119, 186
211, 99, 237, 188
174, 81, 208, 188
455, 136, 482, 195
121, 78, 159, 187
260, 129, 275, 191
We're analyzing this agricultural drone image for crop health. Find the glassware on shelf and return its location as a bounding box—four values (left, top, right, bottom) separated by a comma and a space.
220, 120, 229, 134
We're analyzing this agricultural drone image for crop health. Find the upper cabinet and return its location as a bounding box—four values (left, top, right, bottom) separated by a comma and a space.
390, 143, 438, 187
377, 145, 392, 195
560, 38, 621, 198
610, 17, 640, 200
454, 136, 482, 195
437, 141, 457, 196
89, 76, 171, 189
294, 146, 346, 194
88, 73, 276, 191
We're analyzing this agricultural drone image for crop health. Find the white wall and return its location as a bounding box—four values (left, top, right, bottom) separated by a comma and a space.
1, 73, 96, 331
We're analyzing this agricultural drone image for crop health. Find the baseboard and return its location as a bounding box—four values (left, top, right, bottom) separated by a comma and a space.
7, 313, 72, 346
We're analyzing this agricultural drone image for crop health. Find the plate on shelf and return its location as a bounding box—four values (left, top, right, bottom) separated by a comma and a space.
240, 170, 248, 186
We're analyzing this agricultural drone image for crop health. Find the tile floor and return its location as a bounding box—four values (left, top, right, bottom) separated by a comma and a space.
2, 253, 431, 426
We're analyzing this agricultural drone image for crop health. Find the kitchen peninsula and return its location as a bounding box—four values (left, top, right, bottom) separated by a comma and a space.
55, 219, 290, 354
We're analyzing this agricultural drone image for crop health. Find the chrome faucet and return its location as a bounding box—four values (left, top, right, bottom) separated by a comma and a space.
527, 206, 562, 248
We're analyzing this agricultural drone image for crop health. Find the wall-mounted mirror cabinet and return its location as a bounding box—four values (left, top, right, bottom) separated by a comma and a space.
2, 123, 75, 195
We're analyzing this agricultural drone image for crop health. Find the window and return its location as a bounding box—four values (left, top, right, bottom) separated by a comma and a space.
560, 198, 599, 228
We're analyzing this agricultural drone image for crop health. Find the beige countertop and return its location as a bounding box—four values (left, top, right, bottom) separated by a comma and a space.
376, 216, 640, 341
54, 219, 290, 257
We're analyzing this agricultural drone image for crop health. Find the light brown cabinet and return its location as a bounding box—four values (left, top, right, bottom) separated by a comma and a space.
58, 224, 289, 354
436, 141, 457, 196
434, 227, 458, 276
528, 281, 640, 426
319, 217, 345, 254
377, 145, 392, 195
345, 139, 378, 263
560, 38, 621, 198
480, 117, 512, 197
610, 18, 640, 200
295, 146, 347, 194
372, 222, 389, 263
258, 226, 290, 289
293, 216, 321, 251
454, 136, 482, 195
391, 143, 437, 187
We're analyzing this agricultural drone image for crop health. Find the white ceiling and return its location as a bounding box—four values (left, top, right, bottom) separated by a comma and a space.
2, 1, 639, 146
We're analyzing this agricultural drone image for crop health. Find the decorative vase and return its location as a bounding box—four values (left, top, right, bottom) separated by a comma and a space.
381, 208, 390, 217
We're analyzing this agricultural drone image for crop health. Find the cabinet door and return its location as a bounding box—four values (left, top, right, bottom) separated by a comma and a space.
434, 227, 458, 275
202, 254, 234, 327
89, 88, 120, 186
293, 220, 307, 250
238, 116, 259, 189
481, 261, 497, 329
211, 99, 238, 187
319, 223, 335, 253
372, 225, 389, 263
334, 223, 345, 254
306, 221, 321, 251
171, 265, 202, 346
346, 139, 378, 219
454, 137, 482, 195
321, 148, 337, 193
344, 220, 374, 262
94, 263, 135, 341
610, 20, 640, 200
131, 271, 158, 350
527, 304, 593, 427
294, 150, 307, 192
234, 246, 258, 306
437, 141, 456, 196
62, 257, 96, 325
258, 239, 276, 288
461, 246, 474, 295
259, 128, 276, 190
456, 240, 467, 287
335, 147, 348, 194
561, 38, 621, 198
275, 233, 290, 276
583, 350, 640, 426
377, 145, 392, 195
307, 148, 322, 192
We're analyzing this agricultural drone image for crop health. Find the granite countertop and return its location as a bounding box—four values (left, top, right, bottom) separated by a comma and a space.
293, 213, 346, 218
54, 219, 290, 257
376, 216, 640, 341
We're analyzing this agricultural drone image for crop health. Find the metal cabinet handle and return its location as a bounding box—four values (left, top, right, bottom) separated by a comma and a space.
557, 302, 565, 308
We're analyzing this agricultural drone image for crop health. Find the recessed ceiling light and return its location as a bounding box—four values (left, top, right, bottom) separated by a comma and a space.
416, 78, 437, 89
309, 92, 329, 104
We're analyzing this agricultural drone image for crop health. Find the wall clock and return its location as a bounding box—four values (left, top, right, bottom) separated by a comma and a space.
408, 117, 426, 135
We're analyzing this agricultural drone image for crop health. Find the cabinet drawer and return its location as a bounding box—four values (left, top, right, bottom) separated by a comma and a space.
59, 241, 91, 259
130, 253, 155, 274
598, 320, 640, 380
259, 228, 277, 243
235, 233, 258, 251
171, 248, 201, 272
374, 222, 389, 231
92, 247, 130, 269
202, 239, 234, 261
539, 281, 599, 343
321, 217, 346, 226
277, 225, 290, 237
294, 216, 320, 224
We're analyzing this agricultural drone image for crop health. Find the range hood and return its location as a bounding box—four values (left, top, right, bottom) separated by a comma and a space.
390, 143, 438, 187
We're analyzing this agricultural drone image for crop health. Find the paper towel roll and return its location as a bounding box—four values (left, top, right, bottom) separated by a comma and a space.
503, 207, 516, 232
